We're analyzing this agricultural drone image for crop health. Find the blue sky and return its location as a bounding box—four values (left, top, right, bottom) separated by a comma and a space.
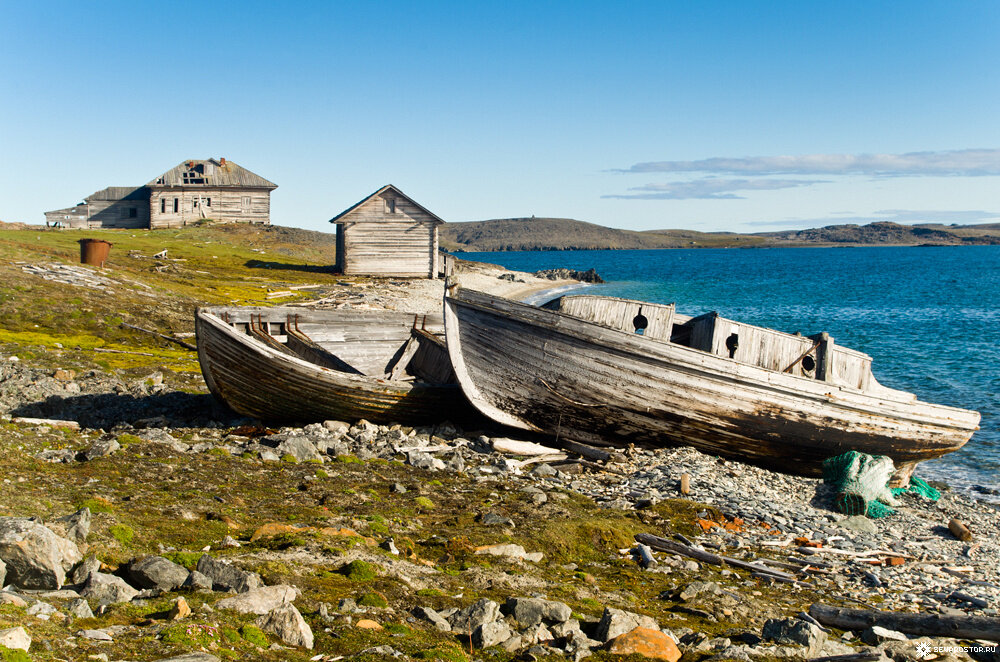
2, 1, 999, 233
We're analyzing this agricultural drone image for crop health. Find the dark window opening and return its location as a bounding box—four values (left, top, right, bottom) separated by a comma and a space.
160, 198, 165, 213
632, 308, 648, 335
205, 197, 211, 207
128, 207, 137, 218
725, 333, 739, 358
386, 198, 396, 213
173, 198, 179, 213
802, 355, 816, 372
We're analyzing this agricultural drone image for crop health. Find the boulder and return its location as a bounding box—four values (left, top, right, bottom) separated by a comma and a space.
128, 555, 190, 590
70, 554, 101, 585
83, 437, 120, 461
473, 620, 514, 648
195, 554, 262, 593
860, 625, 908, 646
449, 598, 502, 633
80, 571, 139, 605
49, 508, 91, 544
183, 570, 213, 590
68, 598, 94, 619
762, 617, 828, 656
216, 584, 299, 615
606, 627, 681, 662
595, 607, 660, 642
474, 543, 543, 563
413, 605, 452, 631
0, 516, 82, 589
256, 603, 314, 649
168, 596, 192, 620
274, 437, 323, 463
503, 596, 572, 627
0, 626, 31, 651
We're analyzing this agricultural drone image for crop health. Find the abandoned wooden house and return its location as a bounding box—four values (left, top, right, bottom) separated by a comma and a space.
44, 158, 277, 229
329, 185, 444, 278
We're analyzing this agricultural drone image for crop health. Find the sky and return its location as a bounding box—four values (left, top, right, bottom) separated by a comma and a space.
2, 1, 999, 233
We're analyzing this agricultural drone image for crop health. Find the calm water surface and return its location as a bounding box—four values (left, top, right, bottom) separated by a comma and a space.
460, 246, 1000, 497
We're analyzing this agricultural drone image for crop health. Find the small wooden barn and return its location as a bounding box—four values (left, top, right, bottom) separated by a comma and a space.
329, 185, 444, 278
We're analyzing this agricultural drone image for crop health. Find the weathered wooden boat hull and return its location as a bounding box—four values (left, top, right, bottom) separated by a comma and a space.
444, 289, 980, 479
196, 306, 471, 425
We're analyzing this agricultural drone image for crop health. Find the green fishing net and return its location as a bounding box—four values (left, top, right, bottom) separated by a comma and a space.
821, 451, 940, 518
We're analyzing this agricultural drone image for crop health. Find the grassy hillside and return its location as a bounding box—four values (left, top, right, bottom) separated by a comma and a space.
0, 223, 340, 376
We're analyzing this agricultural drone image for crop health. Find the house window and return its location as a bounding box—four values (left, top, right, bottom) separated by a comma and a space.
129, 207, 137, 218
205, 198, 211, 207
241, 196, 251, 210
160, 198, 165, 213
173, 198, 179, 213
386, 198, 396, 213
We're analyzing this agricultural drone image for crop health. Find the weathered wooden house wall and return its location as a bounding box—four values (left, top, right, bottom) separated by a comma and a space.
331, 186, 443, 278
85, 187, 150, 229
148, 188, 271, 229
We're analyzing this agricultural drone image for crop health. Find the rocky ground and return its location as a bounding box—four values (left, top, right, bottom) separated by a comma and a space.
1, 357, 999, 662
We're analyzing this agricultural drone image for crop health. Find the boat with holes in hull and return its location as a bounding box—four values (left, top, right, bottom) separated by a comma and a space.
443, 288, 980, 484
196, 306, 473, 425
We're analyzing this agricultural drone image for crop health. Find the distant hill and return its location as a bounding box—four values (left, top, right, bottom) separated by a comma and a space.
440, 218, 1000, 252
439, 217, 766, 252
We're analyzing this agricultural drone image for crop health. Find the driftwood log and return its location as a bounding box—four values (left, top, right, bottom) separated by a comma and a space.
809, 603, 1000, 641
634, 533, 809, 586
121, 323, 197, 350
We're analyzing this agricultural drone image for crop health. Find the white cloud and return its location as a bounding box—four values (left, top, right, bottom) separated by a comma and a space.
603, 178, 827, 200
617, 148, 1000, 177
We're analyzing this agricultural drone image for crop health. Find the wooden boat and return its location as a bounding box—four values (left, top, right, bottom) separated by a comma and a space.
443, 288, 980, 483
196, 306, 471, 425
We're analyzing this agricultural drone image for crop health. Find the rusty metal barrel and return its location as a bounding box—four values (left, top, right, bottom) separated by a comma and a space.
79, 238, 113, 267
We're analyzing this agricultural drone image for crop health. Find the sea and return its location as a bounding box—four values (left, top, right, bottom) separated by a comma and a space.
459, 245, 1000, 500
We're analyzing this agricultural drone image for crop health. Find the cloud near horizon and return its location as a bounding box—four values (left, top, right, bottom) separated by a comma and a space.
602, 178, 827, 200
616, 148, 1000, 177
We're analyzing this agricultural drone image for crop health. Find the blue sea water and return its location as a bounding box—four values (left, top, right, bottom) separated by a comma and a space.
460, 246, 1000, 497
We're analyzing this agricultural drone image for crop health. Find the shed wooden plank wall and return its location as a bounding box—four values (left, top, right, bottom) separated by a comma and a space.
339, 193, 439, 278
86, 199, 149, 229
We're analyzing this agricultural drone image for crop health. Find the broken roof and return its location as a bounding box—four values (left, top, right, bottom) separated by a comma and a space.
148, 159, 277, 189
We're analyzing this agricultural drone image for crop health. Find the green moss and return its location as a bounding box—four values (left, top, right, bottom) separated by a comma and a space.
77, 497, 113, 513
415, 588, 443, 597
110, 523, 135, 547
116, 432, 143, 447
335, 454, 363, 464
240, 624, 268, 648
207, 447, 230, 457
316, 469, 329, 478
281, 454, 299, 464
0, 647, 31, 662
161, 622, 222, 647
384, 623, 410, 635
358, 592, 388, 608
414, 496, 434, 511
162, 551, 202, 569
415, 646, 468, 662
341, 559, 377, 581
221, 626, 241, 644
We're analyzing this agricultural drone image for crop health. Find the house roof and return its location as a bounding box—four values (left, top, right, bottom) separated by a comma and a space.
85, 186, 149, 202
328, 184, 445, 224
148, 159, 277, 189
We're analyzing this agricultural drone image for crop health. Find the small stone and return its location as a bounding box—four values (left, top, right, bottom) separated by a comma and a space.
155, 653, 221, 662
216, 584, 299, 615
472, 620, 513, 648
390, 483, 407, 494
859, 625, 908, 646
474, 543, 543, 562
83, 438, 120, 461
168, 596, 192, 620
196, 554, 262, 593
838, 515, 878, 534
0, 626, 31, 651
77, 628, 114, 641
503, 596, 572, 627
80, 571, 139, 605
356, 619, 383, 630
595, 607, 660, 642
128, 555, 190, 591
68, 598, 94, 618
256, 603, 314, 649
606, 627, 681, 662
183, 570, 213, 590
449, 598, 502, 632
414, 606, 452, 632
762, 617, 827, 656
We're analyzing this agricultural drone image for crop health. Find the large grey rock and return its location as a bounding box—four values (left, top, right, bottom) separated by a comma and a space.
195, 554, 262, 593
763, 617, 828, 656
256, 603, 314, 649
503, 596, 572, 627
274, 437, 323, 463
449, 598, 502, 632
69, 597, 94, 618
594, 607, 659, 642
473, 620, 514, 648
216, 584, 299, 615
0, 516, 82, 589
128, 555, 190, 590
80, 571, 139, 605
183, 570, 213, 590
0, 626, 31, 651
83, 437, 120, 461
413, 605, 452, 631
0, 558, 5, 587
155, 654, 221, 662
70, 554, 101, 585
48, 508, 92, 544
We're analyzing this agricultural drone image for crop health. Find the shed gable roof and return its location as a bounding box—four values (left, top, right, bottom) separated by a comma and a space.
328, 184, 445, 224
148, 159, 277, 189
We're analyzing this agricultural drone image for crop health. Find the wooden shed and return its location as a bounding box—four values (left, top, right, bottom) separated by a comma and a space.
329, 185, 444, 278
